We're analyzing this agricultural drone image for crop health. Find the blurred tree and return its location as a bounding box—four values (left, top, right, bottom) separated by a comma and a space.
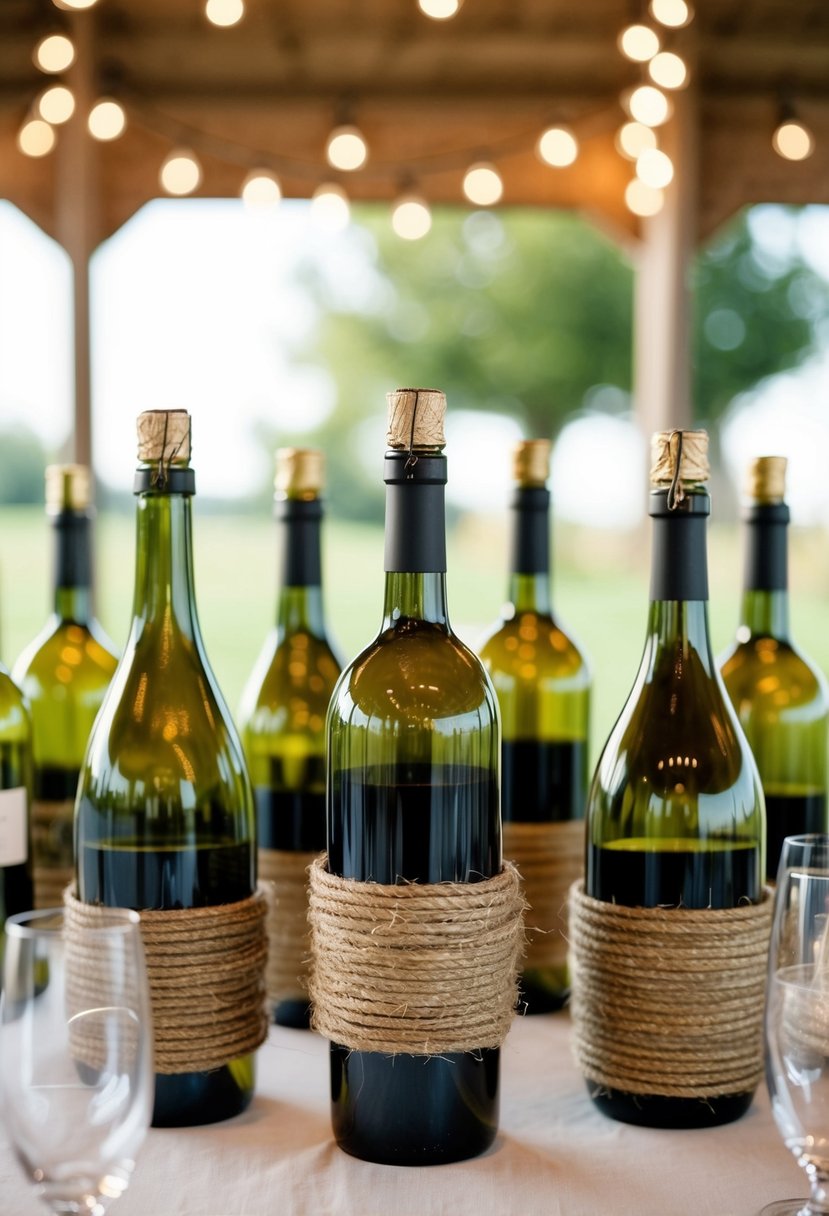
0, 426, 46, 504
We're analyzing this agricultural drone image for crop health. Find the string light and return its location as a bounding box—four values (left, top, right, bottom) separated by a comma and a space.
34, 33, 75, 73
326, 124, 368, 172
18, 118, 57, 158
37, 85, 75, 125
310, 183, 350, 231
625, 179, 664, 217
636, 147, 674, 188
205, 0, 245, 27
537, 126, 578, 168
52, 0, 99, 8
615, 122, 658, 160
241, 169, 282, 206
648, 51, 688, 89
649, 0, 693, 28
772, 119, 814, 161
417, 0, 462, 17
88, 99, 127, 140
160, 149, 202, 196
463, 163, 503, 206
626, 85, 672, 127
618, 25, 660, 63
391, 193, 432, 239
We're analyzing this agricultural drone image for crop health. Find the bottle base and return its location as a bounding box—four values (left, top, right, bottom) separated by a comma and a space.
518, 968, 569, 1015
588, 1082, 754, 1129
273, 998, 312, 1030
152, 1057, 256, 1128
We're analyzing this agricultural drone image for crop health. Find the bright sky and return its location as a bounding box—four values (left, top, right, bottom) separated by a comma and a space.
0, 198, 828, 524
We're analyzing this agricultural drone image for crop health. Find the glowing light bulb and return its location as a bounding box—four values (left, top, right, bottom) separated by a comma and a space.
18, 119, 57, 157
160, 149, 202, 196
648, 51, 688, 89
625, 178, 664, 217
241, 170, 282, 206
649, 0, 692, 27
52, 0, 99, 9
618, 24, 660, 62
34, 33, 75, 73
205, 0, 245, 26
537, 126, 578, 168
463, 163, 503, 206
88, 99, 127, 141
627, 85, 672, 127
418, 0, 462, 16
636, 148, 674, 188
310, 183, 350, 231
37, 85, 75, 125
391, 194, 432, 240
616, 121, 658, 160
326, 124, 368, 172
772, 120, 814, 161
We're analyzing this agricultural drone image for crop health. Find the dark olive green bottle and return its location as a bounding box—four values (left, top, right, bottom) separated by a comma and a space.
75, 410, 257, 1128
0, 662, 34, 989
720, 456, 828, 882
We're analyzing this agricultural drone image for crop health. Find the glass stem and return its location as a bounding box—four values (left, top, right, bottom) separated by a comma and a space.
806, 1164, 829, 1214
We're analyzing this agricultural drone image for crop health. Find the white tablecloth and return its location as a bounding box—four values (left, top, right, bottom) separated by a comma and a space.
0, 1012, 805, 1216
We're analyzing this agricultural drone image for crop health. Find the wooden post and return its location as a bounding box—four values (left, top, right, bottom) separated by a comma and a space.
633, 81, 699, 439
56, 12, 99, 468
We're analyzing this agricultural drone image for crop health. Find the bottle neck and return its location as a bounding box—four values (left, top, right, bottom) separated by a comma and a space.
52, 509, 92, 625
739, 503, 790, 641
131, 490, 200, 640
646, 488, 714, 668
382, 450, 450, 628
276, 497, 327, 636
508, 486, 551, 614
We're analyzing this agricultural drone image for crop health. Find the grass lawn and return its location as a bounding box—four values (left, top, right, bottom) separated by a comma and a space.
1, 504, 827, 762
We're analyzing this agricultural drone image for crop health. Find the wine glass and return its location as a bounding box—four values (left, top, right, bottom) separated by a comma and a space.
763, 834, 829, 1216
0, 906, 154, 1215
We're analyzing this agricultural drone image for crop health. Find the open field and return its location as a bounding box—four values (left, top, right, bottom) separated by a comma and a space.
1, 505, 827, 760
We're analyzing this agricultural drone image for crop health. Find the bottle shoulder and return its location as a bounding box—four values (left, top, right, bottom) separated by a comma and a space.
13, 618, 118, 700
479, 610, 590, 686
720, 636, 829, 718
239, 627, 342, 739
0, 667, 31, 742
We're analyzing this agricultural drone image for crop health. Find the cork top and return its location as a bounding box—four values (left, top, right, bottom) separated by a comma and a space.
386, 388, 446, 450
650, 430, 709, 501
513, 439, 551, 487
137, 410, 191, 465
45, 464, 92, 513
747, 455, 787, 504
275, 448, 325, 499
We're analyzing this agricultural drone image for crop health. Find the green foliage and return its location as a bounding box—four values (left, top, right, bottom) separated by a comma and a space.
0, 426, 47, 504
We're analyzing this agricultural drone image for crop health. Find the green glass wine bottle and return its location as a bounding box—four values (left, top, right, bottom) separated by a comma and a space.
0, 662, 34, 987
13, 466, 117, 910
479, 439, 589, 1013
75, 409, 257, 1128
239, 447, 341, 1029
326, 388, 502, 1166
585, 428, 764, 1129
720, 456, 828, 882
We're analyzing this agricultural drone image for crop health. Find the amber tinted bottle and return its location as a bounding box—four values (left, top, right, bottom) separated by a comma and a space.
479, 440, 589, 1012
720, 457, 828, 881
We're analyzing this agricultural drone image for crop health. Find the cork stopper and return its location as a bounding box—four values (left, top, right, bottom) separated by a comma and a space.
45, 464, 91, 513
136, 410, 191, 465
275, 448, 325, 500
747, 455, 787, 504
650, 429, 709, 496
386, 389, 446, 450
513, 440, 551, 488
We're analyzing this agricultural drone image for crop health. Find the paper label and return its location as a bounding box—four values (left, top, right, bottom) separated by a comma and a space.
0, 787, 28, 867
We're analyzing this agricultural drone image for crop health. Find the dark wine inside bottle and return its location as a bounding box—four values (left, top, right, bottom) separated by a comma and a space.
764, 790, 827, 883
502, 739, 586, 824
328, 763, 500, 1166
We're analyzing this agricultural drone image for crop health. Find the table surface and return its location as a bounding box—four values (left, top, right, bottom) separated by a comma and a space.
0, 1011, 806, 1216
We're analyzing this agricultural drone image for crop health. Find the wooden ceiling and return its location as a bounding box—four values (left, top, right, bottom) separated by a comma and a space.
1, 0, 828, 248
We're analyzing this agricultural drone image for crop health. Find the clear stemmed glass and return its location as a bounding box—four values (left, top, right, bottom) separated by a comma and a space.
0, 906, 154, 1215
763, 834, 829, 1216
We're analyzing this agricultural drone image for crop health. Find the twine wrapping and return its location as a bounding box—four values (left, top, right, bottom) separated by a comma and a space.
65, 886, 269, 1074
308, 856, 526, 1055
569, 880, 773, 1099
503, 818, 584, 971
259, 847, 321, 1005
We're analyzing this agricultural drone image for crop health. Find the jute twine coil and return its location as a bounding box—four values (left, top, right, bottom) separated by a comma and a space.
307, 856, 526, 1055
64, 885, 269, 1074
35, 864, 76, 911
569, 880, 773, 1099
259, 847, 321, 1004
503, 818, 584, 971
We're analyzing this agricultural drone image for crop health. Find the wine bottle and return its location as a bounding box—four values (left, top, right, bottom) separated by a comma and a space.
720, 457, 828, 881
479, 439, 589, 1012
13, 465, 117, 910
326, 388, 502, 1166
0, 663, 34, 987
584, 428, 763, 1128
239, 448, 341, 1029
75, 409, 258, 1128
